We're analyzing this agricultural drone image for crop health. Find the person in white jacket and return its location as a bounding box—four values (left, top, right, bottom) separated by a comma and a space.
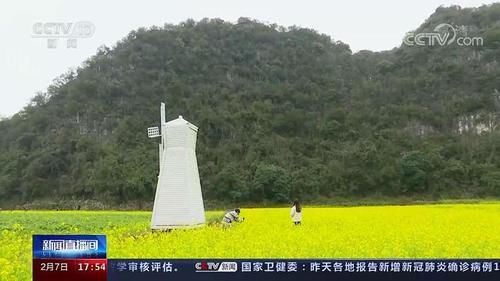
290, 200, 302, 225
222, 208, 243, 226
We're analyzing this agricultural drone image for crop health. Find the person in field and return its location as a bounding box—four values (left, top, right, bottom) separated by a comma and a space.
222, 208, 243, 226
290, 200, 302, 225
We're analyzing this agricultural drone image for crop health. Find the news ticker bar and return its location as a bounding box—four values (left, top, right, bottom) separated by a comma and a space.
32, 258, 500, 281
32, 235, 500, 281
107, 259, 500, 281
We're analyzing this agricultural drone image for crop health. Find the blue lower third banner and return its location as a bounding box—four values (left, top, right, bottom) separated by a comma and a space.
33, 234, 107, 259
108, 259, 500, 281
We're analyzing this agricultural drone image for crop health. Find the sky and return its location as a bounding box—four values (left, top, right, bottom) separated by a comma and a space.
0, 0, 497, 117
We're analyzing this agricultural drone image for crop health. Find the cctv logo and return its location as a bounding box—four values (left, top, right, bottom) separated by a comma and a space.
195, 261, 219, 271
195, 261, 238, 272
32, 22, 95, 38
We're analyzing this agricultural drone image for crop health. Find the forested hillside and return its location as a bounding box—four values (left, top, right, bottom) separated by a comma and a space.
1, 4, 500, 208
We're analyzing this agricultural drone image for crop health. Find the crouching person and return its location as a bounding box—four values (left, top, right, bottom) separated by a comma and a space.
222, 208, 243, 227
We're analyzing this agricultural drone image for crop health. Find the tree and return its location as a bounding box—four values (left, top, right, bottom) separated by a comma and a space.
213, 164, 248, 201
252, 164, 291, 203
399, 151, 432, 193
480, 171, 500, 195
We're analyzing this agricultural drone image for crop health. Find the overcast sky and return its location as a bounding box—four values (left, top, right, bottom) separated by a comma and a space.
0, 0, 497, 117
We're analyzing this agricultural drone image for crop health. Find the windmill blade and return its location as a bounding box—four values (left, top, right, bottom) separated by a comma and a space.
147, 126, 161, 138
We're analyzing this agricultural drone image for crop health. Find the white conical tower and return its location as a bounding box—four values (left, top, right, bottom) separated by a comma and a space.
149, 103, 205, 229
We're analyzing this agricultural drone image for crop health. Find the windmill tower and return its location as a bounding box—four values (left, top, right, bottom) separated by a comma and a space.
147, 103, 206, 229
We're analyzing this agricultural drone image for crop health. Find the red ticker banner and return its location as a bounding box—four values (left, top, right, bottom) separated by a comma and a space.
33, 258, 107, 281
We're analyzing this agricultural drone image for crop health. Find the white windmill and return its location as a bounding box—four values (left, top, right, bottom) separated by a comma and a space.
147, 102, 206, 229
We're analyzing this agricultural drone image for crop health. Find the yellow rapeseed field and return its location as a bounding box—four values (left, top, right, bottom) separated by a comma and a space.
1, 202, 499, 280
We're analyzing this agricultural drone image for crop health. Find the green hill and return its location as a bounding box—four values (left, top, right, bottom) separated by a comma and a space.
1, 5, 500, 208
